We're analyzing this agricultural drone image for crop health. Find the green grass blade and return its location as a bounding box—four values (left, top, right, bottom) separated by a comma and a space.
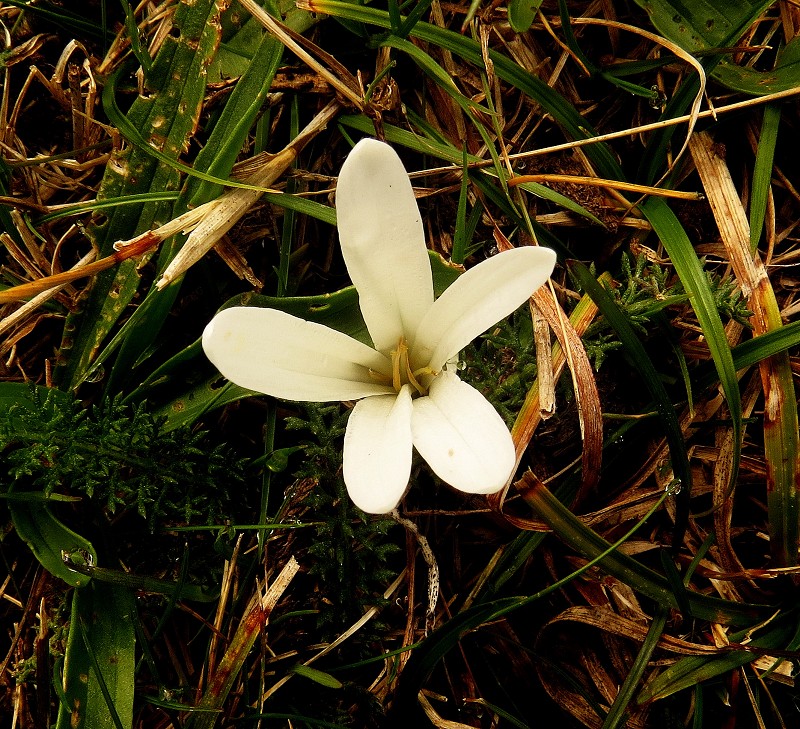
310, 0, 623, 177
601, 607, 667, 729
54, 0, 226, 391
750, 103, 781, 251
339, 114, 602, 224
105, 9, 317, 393
638, 615, 800, 703
519, 479, 768, 626
56, 583, 136, 729
9, 490, 97, 588
640, 197, 742, 514
452, 145, 471, 265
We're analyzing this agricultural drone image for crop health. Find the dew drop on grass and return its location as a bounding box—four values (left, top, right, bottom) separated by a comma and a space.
666, 479, 682, 496
85, 364, 105, 383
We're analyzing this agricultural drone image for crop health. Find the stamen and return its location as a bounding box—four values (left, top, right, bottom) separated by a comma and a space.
388, 338, 435, 395
391, 338, 406, 392
405, 360, 427, 396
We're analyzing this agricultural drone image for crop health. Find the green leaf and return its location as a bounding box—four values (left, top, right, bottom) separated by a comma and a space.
9, 489, 97, 588
713, 36, 800, 94
633, 0, 774, 53
253, 446, 305, 473
507, 0, 543, 34
60, 558, 220, 602
54, 0, 226, 391
291, 664, 344, 689
0, 383, 97, 587
56, 583, 136, 729
632, 0, 791, 94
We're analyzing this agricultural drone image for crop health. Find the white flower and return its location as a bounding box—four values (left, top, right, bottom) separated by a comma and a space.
202, 139, 556, 513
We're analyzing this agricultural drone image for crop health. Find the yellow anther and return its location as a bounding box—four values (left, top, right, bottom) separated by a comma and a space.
388, 338, 434, 396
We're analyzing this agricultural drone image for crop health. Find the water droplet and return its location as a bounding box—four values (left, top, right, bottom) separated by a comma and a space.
649, 85, 667, 109
85, 364, 105, 383
456, 359, 466, 371
666, 478, 682, 496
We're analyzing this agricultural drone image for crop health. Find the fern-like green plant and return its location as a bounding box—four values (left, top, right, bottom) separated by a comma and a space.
285, 404, 400, 635
0, 387, 244, 527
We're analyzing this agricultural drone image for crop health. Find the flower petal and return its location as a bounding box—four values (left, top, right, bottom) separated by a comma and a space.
411, 372, 515, 494
202, 307, 393, 401
343, 385, 414, 513
413, 246, 557, 371
336, 138, 434, 353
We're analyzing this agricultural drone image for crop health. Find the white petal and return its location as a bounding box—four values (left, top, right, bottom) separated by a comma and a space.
413, 247, 557, 371
343, 386, 414, 513
411, 372, 515, 494
202, 307, 393, 401
336, 139, 434, 353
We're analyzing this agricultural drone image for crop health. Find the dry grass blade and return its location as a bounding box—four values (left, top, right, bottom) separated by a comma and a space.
237, 0, 363, 108
0, 232, 160, 303
570, 16, 706, 184
156, 99, 341, 289
418, 691, 478, 728
544, 606, 721, 656
259, 570, 407, 703
508, 173, 704, 201
489, 234, 603, 513
417, 87, 800, 180
0, 249, 95, 337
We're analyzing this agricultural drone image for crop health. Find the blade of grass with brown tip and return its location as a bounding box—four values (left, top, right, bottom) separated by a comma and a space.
186, 558, 299, 729
690, 130, 800, 567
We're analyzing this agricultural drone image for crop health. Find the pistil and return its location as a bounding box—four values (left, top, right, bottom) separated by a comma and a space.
388, 338, 436, 396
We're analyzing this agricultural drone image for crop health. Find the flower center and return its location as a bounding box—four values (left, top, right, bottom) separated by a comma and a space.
370, 337, 436, 395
